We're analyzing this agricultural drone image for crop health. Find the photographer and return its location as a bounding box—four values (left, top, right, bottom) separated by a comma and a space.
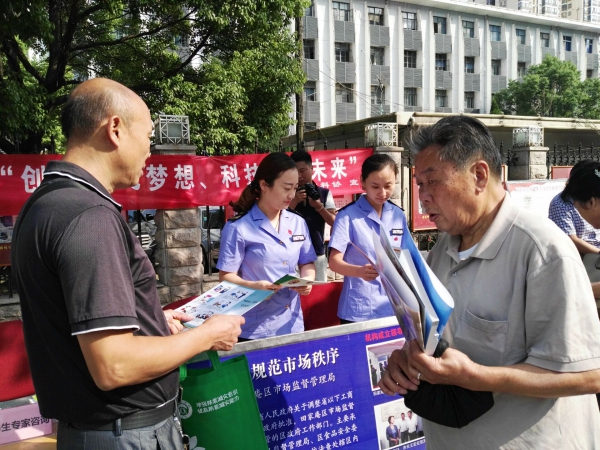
290, 151, 336, 281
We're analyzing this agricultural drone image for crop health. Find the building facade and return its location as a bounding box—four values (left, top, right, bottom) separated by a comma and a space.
295, 0, 600, 131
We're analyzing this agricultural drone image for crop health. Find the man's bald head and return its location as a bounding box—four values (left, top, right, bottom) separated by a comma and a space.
61, 78, 141, 142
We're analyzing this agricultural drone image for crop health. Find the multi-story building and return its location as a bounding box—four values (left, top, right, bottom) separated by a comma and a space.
295, 0, 600, 131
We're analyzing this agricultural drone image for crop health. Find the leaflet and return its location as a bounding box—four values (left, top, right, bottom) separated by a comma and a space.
177, 275, 326, 328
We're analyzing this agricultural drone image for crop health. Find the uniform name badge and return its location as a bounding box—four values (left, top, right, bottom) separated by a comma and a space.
291, 235, 305, 242
391, 229, 404, 236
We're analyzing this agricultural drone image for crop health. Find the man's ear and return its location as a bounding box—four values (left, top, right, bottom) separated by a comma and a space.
106, 115, 122, 148
472, 160, 490, 193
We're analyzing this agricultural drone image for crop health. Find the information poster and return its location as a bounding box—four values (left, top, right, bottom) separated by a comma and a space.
505, 179, 566, 218
190, 322, 426, 450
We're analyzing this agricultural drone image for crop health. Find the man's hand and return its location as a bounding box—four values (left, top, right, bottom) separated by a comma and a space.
307, 197, 324, 210
202, 314, 245, 351
290, 189, 307, 209
290, 285, 313, 296
355, 264, 378, 281
163, 309, 193, 335
379, 339, 478, 396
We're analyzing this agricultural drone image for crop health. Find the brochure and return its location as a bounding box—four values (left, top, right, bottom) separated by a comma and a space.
351, 222, 454, 356
176, 275, 327, 328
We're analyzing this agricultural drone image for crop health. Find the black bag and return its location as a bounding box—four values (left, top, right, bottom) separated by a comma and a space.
403, 339, 494, 429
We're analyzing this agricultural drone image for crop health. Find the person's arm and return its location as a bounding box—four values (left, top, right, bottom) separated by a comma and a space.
290, 262, 316, 296
569, 235, 600, 254
328, 248, 378, 281
592, 282, 600, 298
307, 196, 336, 226
379, 340, 600, 398
219, 270, 281, 291
77, 314, 244, 391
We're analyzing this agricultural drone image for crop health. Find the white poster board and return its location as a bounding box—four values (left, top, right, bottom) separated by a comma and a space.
505, 179, 566, 218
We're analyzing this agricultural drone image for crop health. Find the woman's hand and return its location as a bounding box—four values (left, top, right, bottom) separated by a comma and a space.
290, 285, 313, 296
355, 264, 378, 281
252, 280, 282, 291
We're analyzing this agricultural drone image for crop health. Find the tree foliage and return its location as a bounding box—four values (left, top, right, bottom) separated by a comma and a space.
0, 0, 307, 154
494, 56, 600, 119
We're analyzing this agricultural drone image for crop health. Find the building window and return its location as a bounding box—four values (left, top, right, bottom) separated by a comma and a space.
303, 40, 315, 60
304, 122, 317, 131
368, 7, 384, 25
370, 47, 384, 65
405, 88, 417, 107
371, 86, 385, 105
304, 82, 317, 102
491, 59, 501, 75
404, 50, 417, 68
517, 62, 526, 78
335, 43, 351, 62
541, 32, 550, 48
465, 57, 475, 73
490, 25, 501, 42
587, 69, 594, 78
403, 12, 417, 30
586, 38, 594, 54
435, 90, 447, 108
333, 2, 351, 21
433, 16, 446, 34
563, 35, 572, 52
516, 29, 526, 45
463, 21, 474, 38
435, 54, 448, 71
305, 1, 314, 17
465, 92, 475, 109
336, 83, 353, 103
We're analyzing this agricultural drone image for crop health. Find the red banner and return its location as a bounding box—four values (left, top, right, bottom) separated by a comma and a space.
0, 149, 372, 215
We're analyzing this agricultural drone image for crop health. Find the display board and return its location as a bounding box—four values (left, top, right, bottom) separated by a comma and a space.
189, 318, 426, 450
505, 179, 566, 218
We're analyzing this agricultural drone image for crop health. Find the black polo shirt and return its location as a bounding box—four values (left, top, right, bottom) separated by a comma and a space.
11, 161, 178, 424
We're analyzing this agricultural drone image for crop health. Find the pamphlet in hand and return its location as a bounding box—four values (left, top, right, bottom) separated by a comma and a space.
274, 275, 329, 287
375, 222, 454, 355
176, 275, 327, 328
352, 222, 454, 355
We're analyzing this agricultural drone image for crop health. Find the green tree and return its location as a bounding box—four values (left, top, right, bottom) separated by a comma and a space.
0, 0, 307, 154
493, 56, 586, 118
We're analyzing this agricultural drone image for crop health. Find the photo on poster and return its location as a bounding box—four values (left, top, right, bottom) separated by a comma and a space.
366, 338, 405, 391
374, 398, 424, 449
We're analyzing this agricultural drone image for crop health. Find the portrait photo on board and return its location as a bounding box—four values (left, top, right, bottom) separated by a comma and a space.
374, 398, 424, 450
366, 338, 405, 391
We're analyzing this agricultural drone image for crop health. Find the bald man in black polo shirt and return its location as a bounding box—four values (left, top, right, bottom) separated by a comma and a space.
11, 78, 244, 450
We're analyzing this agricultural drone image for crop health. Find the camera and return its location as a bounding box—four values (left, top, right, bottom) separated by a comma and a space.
298, 183, 321, 201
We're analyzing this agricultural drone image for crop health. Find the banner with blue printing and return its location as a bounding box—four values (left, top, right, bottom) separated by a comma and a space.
189, 324, 427, 450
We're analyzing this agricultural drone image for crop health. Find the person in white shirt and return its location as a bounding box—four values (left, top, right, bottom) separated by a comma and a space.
398, 412, 409, 443
407, 410, 418, 441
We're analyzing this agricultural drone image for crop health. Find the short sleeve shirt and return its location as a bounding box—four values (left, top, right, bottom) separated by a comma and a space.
11, 161, 177, 423
217, 204, 316, 339
423, 193, 600, 449
329, 195, 407, 321
548, 193, 600, 247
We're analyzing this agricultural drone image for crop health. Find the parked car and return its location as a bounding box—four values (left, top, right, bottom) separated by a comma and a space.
128, 210, 157, 261
199, 207, 223, 274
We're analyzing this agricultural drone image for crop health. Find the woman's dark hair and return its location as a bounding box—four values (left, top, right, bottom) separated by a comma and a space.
561, 159, 600, 203
388, 415, 394, 424
230, 153, 297, 213
361, 153, 399, 181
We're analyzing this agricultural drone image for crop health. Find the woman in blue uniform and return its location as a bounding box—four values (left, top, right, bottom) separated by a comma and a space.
328, 153, 407, 323
217, 153, 317, 339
